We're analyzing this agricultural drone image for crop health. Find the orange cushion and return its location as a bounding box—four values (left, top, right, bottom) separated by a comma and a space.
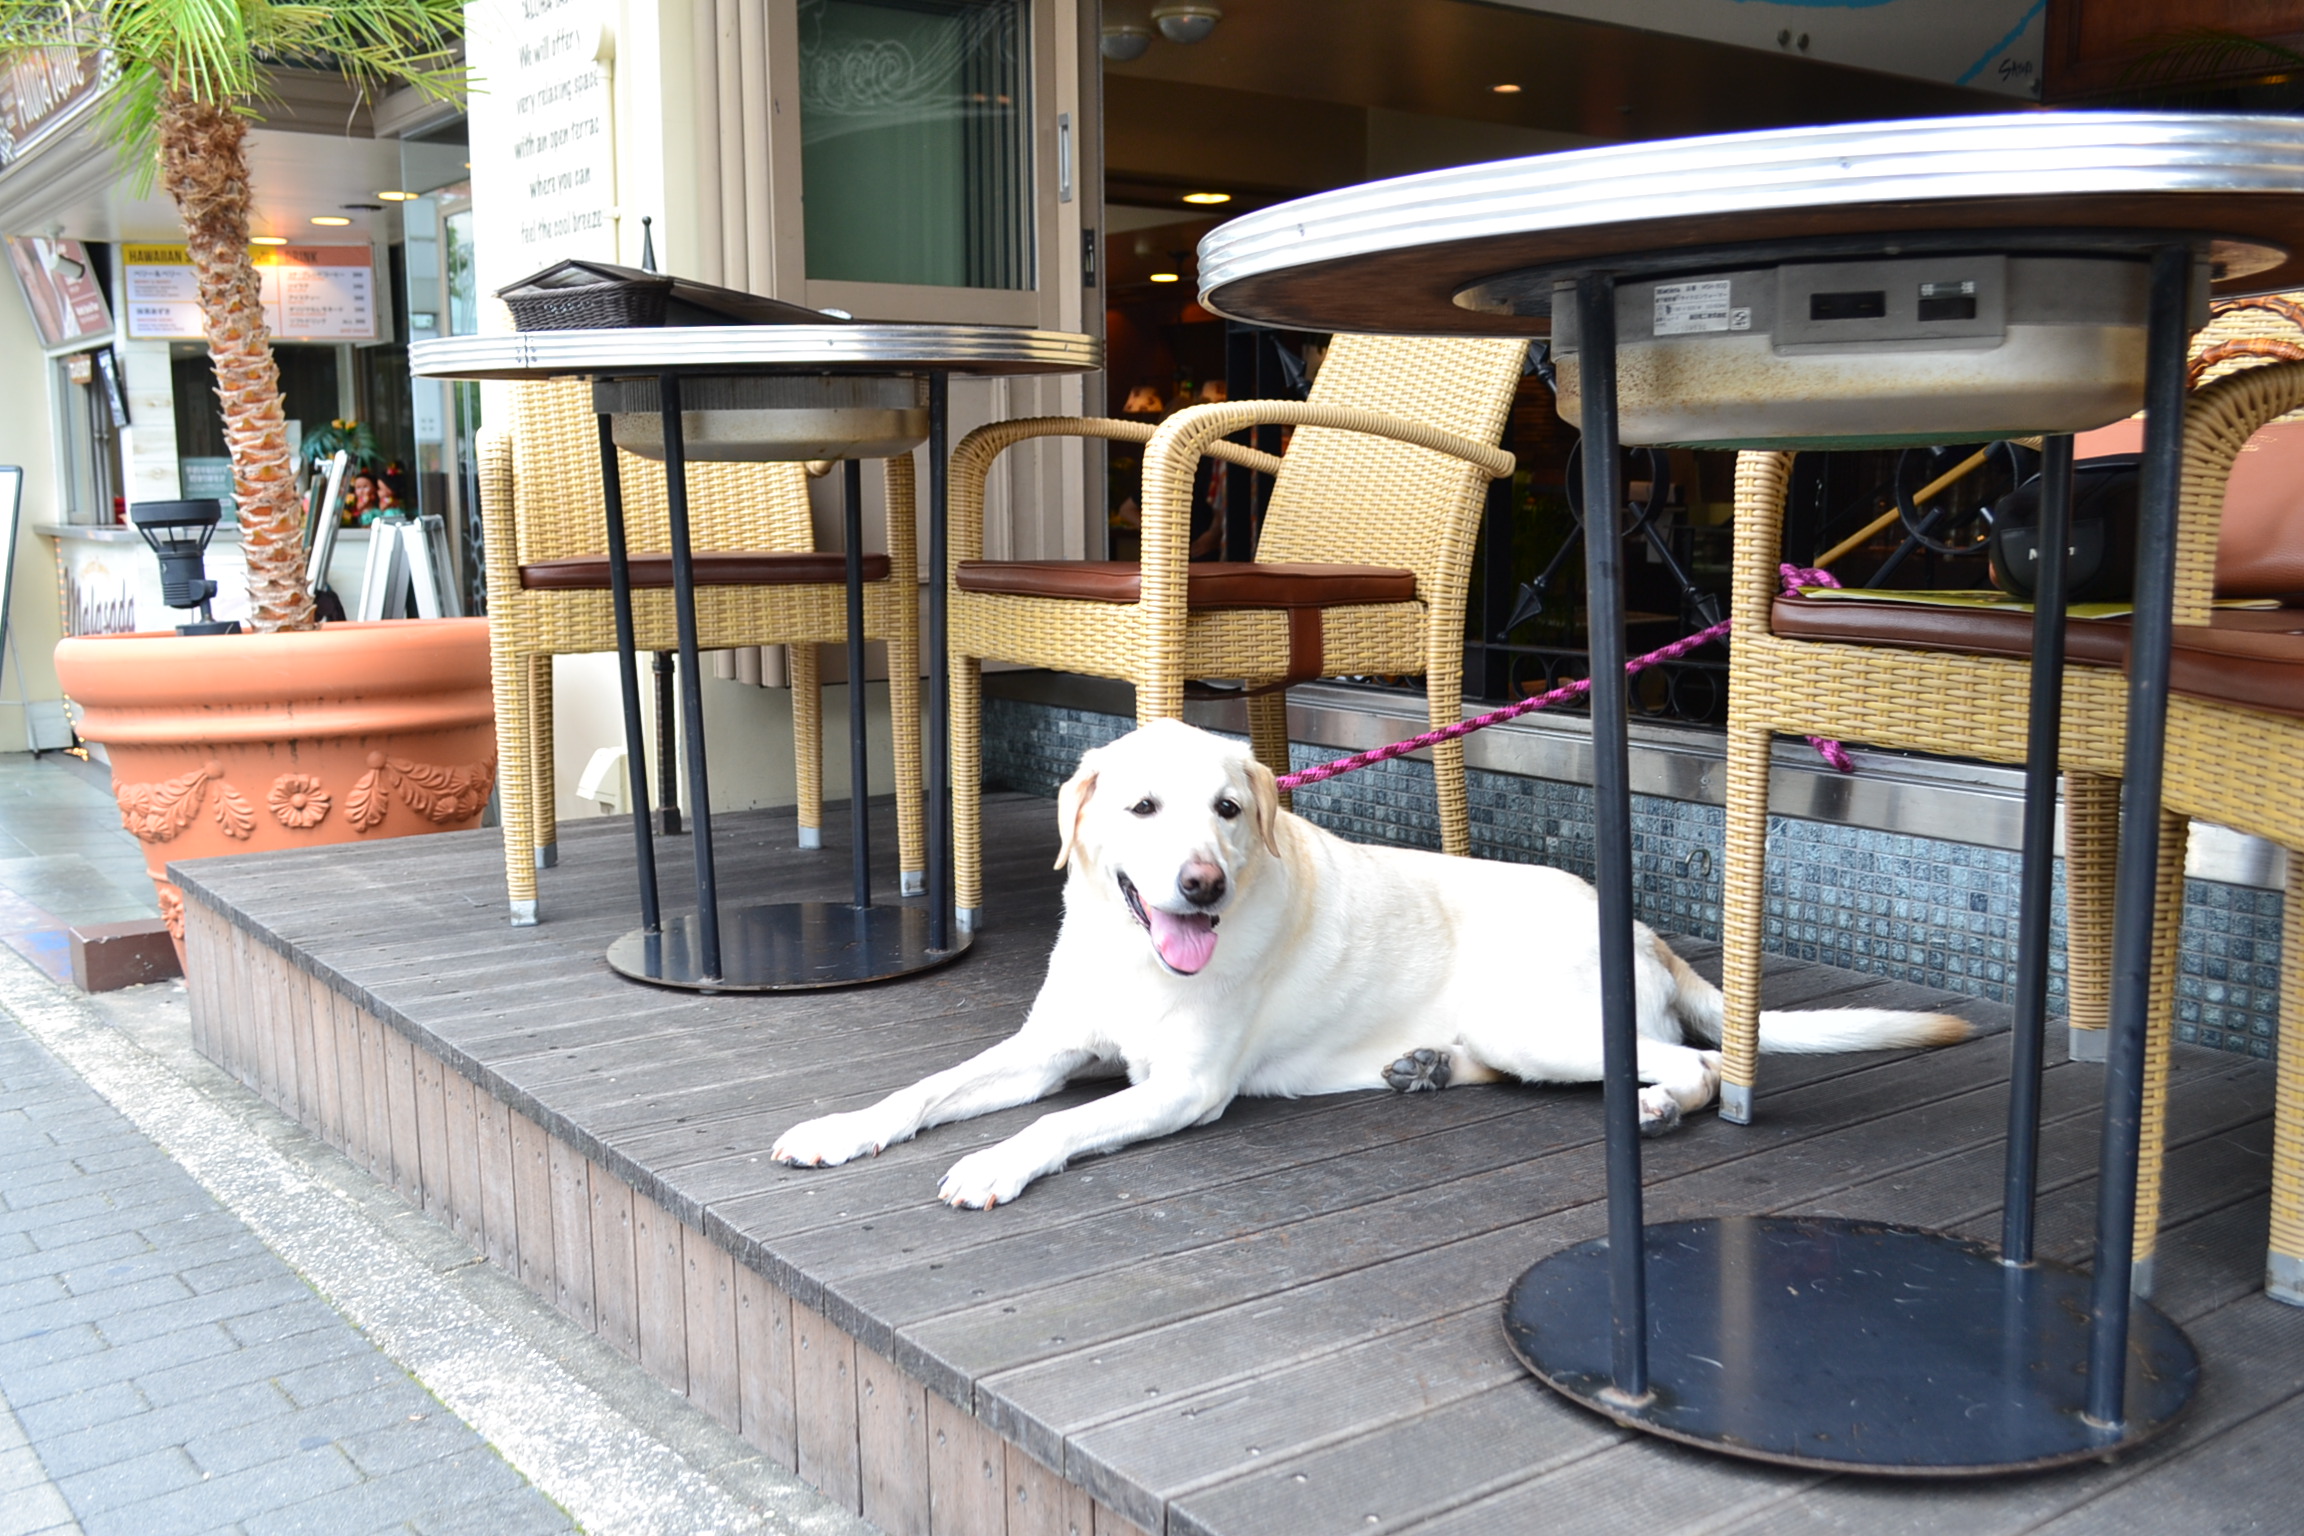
520, 551, 890, 590
954, 560, 1417, 608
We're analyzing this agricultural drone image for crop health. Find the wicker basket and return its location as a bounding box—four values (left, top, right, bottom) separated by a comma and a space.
497, 260, 842, 332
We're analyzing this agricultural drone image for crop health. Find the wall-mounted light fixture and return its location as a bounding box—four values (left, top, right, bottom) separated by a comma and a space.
1100, 20, 1152, 61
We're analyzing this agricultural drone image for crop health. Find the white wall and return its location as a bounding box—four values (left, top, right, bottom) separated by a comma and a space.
0, 288, 69, 752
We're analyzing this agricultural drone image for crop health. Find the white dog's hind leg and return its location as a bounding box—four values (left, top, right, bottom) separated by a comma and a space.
1459, 1029, 1723, 1136
939, 1075, 1233, 1208
772, 1034, 1097, 1169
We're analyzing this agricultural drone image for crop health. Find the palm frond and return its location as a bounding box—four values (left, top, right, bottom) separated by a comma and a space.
2120, 26, 2304, 102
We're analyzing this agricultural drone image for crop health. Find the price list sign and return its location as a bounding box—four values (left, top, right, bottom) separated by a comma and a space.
123, 245, 378, 342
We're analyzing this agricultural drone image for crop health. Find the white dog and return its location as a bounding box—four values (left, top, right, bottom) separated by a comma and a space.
772, 720, 1969, 1207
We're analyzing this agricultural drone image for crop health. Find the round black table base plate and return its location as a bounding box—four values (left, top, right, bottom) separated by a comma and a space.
1504, 1216, 2198, 1476
606, 903, 972, 993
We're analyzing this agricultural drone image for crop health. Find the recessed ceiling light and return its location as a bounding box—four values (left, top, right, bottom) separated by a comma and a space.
1181, 191, 1231, 206
250, 236, 288, 246
1148, 272, 1181, 283
1492, 82, 1522, 94
377, 190, 417, 202
309, 215, 352, 226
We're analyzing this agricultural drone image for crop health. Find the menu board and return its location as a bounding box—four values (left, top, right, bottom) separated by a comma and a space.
122, 244, 378, 342
4, 235, 111, 347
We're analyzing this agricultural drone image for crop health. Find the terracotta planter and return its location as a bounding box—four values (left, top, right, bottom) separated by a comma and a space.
55, 619, 496, 958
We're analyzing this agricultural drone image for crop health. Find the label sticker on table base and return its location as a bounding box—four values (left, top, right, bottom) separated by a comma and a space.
1653, 279, 1736, 336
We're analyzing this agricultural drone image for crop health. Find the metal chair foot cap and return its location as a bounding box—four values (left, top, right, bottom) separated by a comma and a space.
2131, 1254, 2157, 1299
2068, 1027, 2109, 1063
509, 900, 539, 927
956, 907, 981, 934
2268, 1253, 2304, 1306
900, 870, 925, 896
798, 826, 822, 850
535, 843, 558, 871
1719, 1082, 1754, 1125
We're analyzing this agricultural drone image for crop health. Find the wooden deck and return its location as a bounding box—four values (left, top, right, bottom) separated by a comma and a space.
171, 793, 2301, 1536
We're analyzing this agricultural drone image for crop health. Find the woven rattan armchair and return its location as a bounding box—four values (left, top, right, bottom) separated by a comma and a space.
1720, 360, 2304, 1297
478, 379, 922, 923
944, 333, 1524, 924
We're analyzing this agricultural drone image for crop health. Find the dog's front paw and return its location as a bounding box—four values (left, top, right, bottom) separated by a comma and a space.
1383, 1048, 1453, 1093
772, 1110, 894, 1168
938, 1143, 1043, 1209
1637, 1086, 1683, 1138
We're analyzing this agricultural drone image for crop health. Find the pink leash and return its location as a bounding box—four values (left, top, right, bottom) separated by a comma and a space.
1273, 564, 1852, 792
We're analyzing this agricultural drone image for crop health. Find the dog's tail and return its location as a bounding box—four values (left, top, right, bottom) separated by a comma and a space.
1660, 943, 1972, 1054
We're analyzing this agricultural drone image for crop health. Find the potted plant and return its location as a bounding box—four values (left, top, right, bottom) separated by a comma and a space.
12, 0, 497, 950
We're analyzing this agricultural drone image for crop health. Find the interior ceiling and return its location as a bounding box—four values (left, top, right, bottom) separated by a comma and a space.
1102, 0, 2006, 217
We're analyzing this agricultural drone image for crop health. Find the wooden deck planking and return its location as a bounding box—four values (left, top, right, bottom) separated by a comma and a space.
169, 792, 2294, 1536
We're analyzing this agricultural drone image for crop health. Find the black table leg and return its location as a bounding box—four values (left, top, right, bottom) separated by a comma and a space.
595, 412, 659, 936
660, 373, 722, 982
844, 459, 872, 909
653, 651, 682, 835
928, 370, 954, 947
2087, 242, 2193, 1428
1575, 271, 1651, 1403
2004, 433, 2075, 1266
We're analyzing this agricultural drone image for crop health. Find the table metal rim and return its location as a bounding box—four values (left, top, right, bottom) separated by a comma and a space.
411, 325, 1103, 381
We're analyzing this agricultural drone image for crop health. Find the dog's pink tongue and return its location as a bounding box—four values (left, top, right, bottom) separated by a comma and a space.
1146, 906, 1218, 974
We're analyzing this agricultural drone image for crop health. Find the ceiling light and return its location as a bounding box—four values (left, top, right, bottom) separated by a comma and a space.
1148, 272, 1181, 283
1492, 83, 1522, 94
309, 215, 352, 226
1150, 1, 1221, 44
1100, 21, 1152, 61
377, 190, 417, 202
1181, 191, 1230, 205
250, 236, 288, 246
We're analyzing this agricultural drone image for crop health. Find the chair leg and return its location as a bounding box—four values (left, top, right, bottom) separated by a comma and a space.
529, 654, 557, 870
953, 652, 985, 927
2269, 856, 2304, 1304
493, 645, 539, 925
1718, 723, 1772, 1124
1247, 691, 1293, 814
2129, 808, 2189, 1299
791, 643, 823, 850
2064, 771, 2120, 1061
1425, 672, 1469, 858
886, 619, 925, 895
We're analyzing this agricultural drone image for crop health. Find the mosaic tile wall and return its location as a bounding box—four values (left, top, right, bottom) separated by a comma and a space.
983, 695, 2282, 1058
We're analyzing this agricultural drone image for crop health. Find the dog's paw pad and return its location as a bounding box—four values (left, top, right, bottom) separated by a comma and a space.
1384, 1048, 1453, 1093
1637, 1088, 1682, 1138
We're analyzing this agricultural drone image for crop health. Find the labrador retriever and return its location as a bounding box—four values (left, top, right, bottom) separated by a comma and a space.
772, 720, 1968, 1207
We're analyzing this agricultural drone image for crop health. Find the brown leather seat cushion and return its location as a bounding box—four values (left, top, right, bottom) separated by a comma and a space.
1771, 593, 2304, 718
2074, 416, 2304, 600
520, 551, 891, 590
954, 560, 1417, 607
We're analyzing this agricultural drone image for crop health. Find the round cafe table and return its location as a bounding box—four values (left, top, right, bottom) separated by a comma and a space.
1198, 111, 2304, 1474
412, 324, 1100, 991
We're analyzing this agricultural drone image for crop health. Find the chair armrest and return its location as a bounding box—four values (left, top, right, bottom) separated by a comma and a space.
1729, 451, 1798, 637
2179, 359, 2304, 626
947, 415, 1285, 570
883, 451, 918, 589
477, 424, 524, 614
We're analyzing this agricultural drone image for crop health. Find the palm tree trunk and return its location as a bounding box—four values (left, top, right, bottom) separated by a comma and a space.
156, 92, 313, 633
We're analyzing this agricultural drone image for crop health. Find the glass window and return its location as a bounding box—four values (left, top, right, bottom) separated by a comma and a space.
799, 0, 1034, 290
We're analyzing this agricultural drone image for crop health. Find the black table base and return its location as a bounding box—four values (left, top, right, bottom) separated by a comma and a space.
1506, 1217, 2198, 1475
607, 902, 972, 993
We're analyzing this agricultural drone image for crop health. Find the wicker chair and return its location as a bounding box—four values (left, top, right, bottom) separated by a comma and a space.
1720, 360, 2304, 1297
478, 378, 922, 923
944, 333, 1525, 923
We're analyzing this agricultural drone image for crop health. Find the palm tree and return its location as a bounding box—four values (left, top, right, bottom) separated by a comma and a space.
0, 1, 464, 631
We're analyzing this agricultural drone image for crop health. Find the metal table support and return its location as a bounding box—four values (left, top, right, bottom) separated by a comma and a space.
1498, 243, 2199, 1476
599, 376, 967, 992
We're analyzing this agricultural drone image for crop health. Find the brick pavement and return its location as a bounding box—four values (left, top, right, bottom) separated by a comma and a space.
0, 1000, 576, 1536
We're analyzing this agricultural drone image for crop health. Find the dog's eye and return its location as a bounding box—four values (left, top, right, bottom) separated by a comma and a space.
1129, 797, 1158, 817
1214, 797, 1241, 820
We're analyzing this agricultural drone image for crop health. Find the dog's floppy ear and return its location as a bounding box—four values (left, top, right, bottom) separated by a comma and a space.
1244, 758, 1282, 856
1054, 765, 1099, 870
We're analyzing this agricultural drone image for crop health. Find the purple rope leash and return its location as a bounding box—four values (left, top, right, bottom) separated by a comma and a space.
1272, 564, 1855, 792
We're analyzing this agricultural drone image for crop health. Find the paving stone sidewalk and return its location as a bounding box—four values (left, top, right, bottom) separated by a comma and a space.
0, 989, 575, 1536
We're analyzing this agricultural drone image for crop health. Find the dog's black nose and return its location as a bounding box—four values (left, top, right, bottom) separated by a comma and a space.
1178, 861, 1226, 908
